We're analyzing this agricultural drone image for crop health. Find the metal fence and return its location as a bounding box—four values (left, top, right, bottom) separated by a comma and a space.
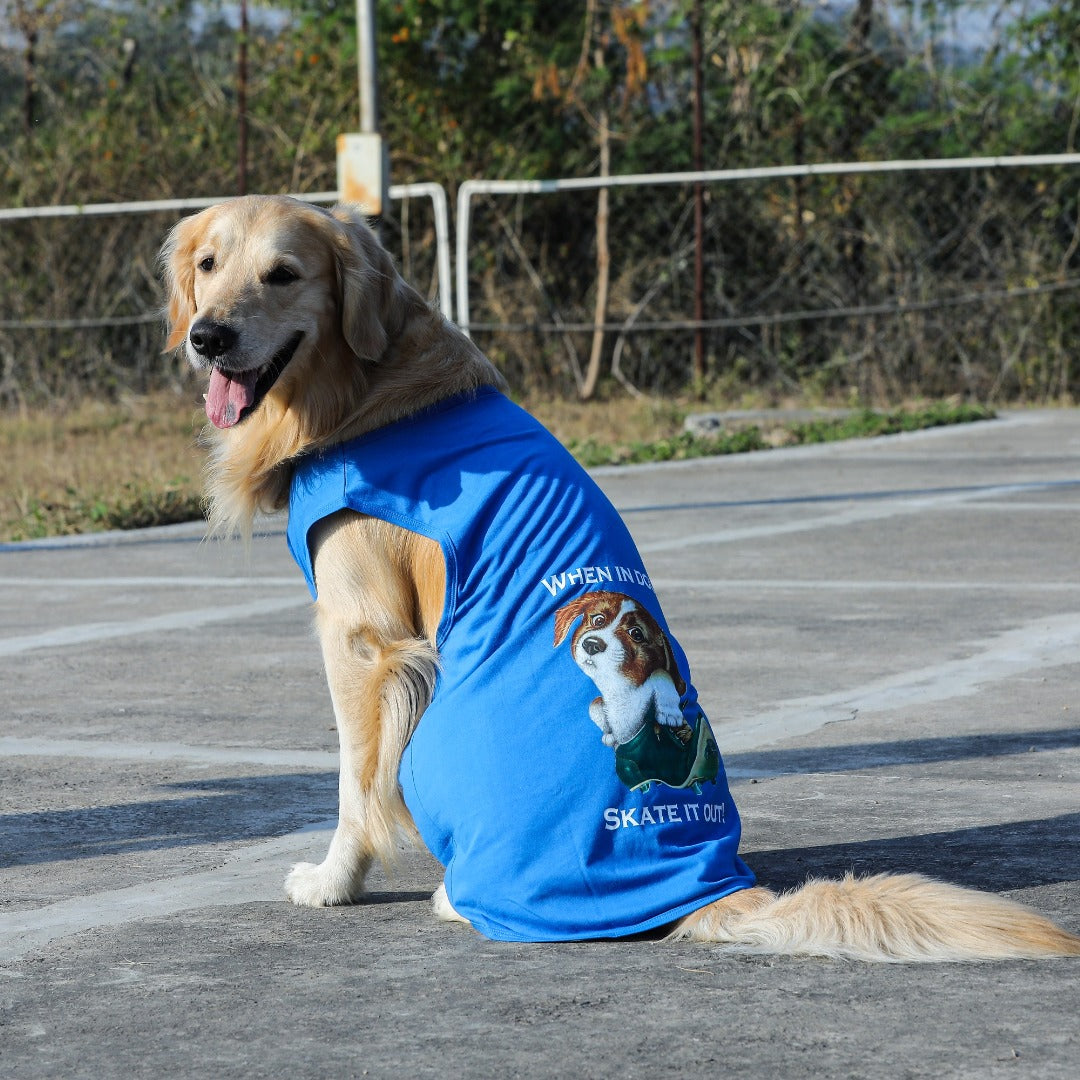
455, 154, 1080, 400
0, 184, 449, 405
4, 153, 1080, 404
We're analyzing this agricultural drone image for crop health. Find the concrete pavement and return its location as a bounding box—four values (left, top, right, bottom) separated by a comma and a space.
1, 410, 1078, 1078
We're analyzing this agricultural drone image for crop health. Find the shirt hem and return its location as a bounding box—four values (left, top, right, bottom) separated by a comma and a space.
465, 876, 759, 943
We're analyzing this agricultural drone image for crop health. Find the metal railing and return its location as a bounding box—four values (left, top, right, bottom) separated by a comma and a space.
455, 153, 1080, 335
0, 182, 454, 320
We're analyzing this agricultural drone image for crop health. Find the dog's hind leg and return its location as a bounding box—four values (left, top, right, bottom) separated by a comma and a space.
431, 881, 471, 926
285, 512, 443, 907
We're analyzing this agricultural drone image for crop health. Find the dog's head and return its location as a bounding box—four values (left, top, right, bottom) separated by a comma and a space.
553, 590, 686, 694
159, 194, 497, 536
161, 195, 403, 431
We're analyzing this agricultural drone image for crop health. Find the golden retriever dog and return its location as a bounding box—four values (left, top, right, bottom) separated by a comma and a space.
161, 194, 1080, 960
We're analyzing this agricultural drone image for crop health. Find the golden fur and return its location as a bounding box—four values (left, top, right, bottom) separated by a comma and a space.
161, 195, 497, 537
162, 195, 1080, 960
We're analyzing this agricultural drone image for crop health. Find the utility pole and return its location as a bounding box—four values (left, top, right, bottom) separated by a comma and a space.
691, 0, 706, 394
337, 0, 388, 215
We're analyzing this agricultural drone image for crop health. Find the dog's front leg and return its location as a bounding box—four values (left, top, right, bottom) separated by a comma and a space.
286, 622, 436, 905
588, 697, 618, 747
285, 513, 442, 907
285, 610, 377, 906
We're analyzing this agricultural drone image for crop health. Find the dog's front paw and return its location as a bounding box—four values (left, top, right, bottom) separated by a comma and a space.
285, 860, 364, 907
656, 704, 686, 729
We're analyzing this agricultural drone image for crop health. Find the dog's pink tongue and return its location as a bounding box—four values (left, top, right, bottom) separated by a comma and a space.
206, 368, 258, 429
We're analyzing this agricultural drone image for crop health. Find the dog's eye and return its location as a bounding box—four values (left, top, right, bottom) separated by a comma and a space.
265, 265, 299, 286
198, 256, 215, 273
628, 626, 646, 643
590, 614, 606, 628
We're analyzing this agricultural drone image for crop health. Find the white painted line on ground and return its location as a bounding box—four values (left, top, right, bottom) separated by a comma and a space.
0, 595, 310, 658
7, 601, 1076, 771
0, 576, 301, 588
0, 578, 300, 587
718, 611, 1080, 753
951, 501, 1080, 512
654, 578, 1080, 593
638, 482, 1066, 554
0, 737, 336, 769
3, 610, 1078, 961
0, 819, 336, 964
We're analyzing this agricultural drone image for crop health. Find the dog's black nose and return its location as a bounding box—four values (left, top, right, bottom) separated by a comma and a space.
188, 320, 238, 359
581, 636, 606, 656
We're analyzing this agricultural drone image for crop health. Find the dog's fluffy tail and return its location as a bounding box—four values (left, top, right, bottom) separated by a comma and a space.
670, 874, 1080, 962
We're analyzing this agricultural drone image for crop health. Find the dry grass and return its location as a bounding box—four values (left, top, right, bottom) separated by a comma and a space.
0, 390, 689, 541
0, 389, 991, 542
0, 392, 208, 541
515, 393, 690, 445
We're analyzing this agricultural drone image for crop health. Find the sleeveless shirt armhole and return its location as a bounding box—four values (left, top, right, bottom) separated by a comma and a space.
294, 494, 354, 599
432, 533, 459, 652
333, 497, 461, 654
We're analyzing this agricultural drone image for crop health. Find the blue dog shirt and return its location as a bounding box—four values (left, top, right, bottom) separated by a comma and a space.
288, 387, 755, 941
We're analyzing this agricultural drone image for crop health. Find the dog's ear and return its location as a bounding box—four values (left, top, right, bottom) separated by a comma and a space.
329, 206, 404, 362
160, 214, 200, 352
662, 632, 687, 696
553, 596, 592, 648
651, 616, 687, 696
638, 606, 687, 695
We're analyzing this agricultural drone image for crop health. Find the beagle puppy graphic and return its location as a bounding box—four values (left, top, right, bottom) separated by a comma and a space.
554, 590, 691, 748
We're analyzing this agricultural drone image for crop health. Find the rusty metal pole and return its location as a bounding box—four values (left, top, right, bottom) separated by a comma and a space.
691, 0, 706, 394
341, 0, 388, 224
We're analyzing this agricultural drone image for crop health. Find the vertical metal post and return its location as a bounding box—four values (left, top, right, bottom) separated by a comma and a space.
22, 23, 38, 137
357, 0, 378, 133
341, 0, 388, 220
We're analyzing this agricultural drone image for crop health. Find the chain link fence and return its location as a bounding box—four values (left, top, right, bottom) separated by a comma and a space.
458, 158, 1080, 402
0, 191, 445, 408
3, 158, 1080, 407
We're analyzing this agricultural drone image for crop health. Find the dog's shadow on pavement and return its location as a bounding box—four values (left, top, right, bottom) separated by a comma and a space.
724, 725, 1080, 778
746, 812, 1080, 894
727, 726, 1080, 893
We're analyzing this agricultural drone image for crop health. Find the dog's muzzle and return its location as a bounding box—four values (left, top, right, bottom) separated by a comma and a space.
200, 330, 304, 429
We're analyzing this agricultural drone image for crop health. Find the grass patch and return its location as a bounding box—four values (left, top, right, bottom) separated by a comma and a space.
13, 485, 206, 540
568, 425, 769, 467
785, 401, 995, 445
0, 393, 995, 542
565, 401, 995, 467
0, 392, 207, 541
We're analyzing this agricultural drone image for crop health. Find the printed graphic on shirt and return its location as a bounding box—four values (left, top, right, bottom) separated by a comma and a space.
553, 590, 721, 793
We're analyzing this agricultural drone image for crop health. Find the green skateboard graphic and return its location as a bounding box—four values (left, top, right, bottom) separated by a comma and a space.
614, 710, 720, 793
